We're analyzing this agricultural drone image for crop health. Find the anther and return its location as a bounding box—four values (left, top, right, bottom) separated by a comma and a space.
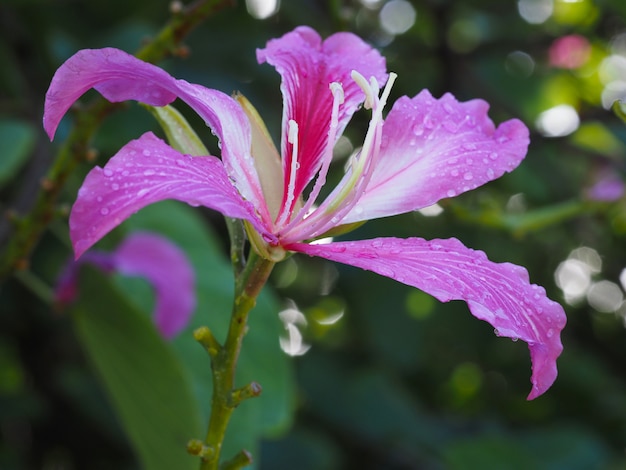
351, 70, 375, 109
287, 119, 299, 145
329, 82, 345, 105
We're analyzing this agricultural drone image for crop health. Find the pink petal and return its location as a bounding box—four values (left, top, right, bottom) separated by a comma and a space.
341, 91, 530, 224
43, 48, 265, 211
70, 132, 264, 258
288, 237, 565, 399
112, 232, 196, 339
257, 26, 387, 206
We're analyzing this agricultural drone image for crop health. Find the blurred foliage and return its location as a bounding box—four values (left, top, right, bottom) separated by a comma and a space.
1, 0, 626, 469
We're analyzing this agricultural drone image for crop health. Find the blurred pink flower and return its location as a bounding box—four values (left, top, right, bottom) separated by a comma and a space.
549, 34, 591, 69
55, 232, 195, 339
44, 26, 565, 399
585, 169, 625, 201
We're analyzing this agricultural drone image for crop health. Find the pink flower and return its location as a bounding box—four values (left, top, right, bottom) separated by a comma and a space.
44, 26, 565, 399
55, 232, 196, 339
585, 169, 624, 202
549, 34, 591, 70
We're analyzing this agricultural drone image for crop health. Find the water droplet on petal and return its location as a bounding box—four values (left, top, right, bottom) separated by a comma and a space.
412, 124, 424, 136
489, 152, 499, 160
143, 149, 151, 157
100, 207, 109, 215
111, 183, 119, 190
103, 169, 113, 177
137, 188, 149, 197
486, 168, 495, 179
464, 172, 473, 181
447, 189, 456, 197
176, 159, 186, 167
462, 142, 477, 151
143, 169, 156, 176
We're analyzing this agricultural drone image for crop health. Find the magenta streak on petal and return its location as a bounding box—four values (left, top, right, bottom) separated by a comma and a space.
69, 132, 265, 258
280, 74, 391, 243
287, 237, 566, 399
112, 232, 196, 339
340, 91, 530, 225
257, 26, 387, 220
43, 48, 266, 217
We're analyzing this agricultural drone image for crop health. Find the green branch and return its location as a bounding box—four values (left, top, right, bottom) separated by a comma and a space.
0, 0, 234, 280
197, 250, 275, 470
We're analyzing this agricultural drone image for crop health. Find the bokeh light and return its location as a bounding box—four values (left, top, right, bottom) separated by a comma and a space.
379, 0, 416, 35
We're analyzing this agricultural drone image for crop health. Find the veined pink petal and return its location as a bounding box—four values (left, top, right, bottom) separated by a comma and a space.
257, 26, 387, 209
288, 237, 565, 399
43, 48, 265, 211
112, 232, 196, 339
341, 91, 530, 224
70, 132, 264, 258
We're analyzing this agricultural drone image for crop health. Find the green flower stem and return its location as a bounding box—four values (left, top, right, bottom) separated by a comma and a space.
0, 0, 233, 281
199, 250, 275, 470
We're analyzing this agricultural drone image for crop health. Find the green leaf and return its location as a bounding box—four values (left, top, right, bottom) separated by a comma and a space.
0, 119, 35, 187
121, 201, 295, 464
143, 104, 209, 157
72, 266, 202, 470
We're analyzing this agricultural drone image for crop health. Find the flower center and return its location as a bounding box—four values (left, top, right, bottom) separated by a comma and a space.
278, 70, 397, 243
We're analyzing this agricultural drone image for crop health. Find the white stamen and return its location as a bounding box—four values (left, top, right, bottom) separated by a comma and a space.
351, 70, 375, 109
288, 119, 299, 144
276, 119, 300, 227
329, 82, 345, 105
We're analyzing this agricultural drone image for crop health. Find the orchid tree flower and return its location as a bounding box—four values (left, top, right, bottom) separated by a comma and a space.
44, 26, 565, 399
55, 231, 196, 339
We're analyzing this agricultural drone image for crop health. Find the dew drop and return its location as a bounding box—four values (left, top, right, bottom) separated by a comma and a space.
103, 169, 113, 177
122, 170, 130, 176
143, 169, 156, 176
143, 149, 151, 157
100, 207, 109, 215
451, 169, 459, 177
447, 189, 456, 197
96, 196, 103, 203
511, 337, 519, 342
412, 124, 424, 136
546, 328, 554, 338
486, 168, 495, 179
489, 152, 499, 160
462, 143, 477, 151
137, 188, 150, 197
464, 172, 473, 181
112, 183, 120, 190
176, 159, 186, 167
